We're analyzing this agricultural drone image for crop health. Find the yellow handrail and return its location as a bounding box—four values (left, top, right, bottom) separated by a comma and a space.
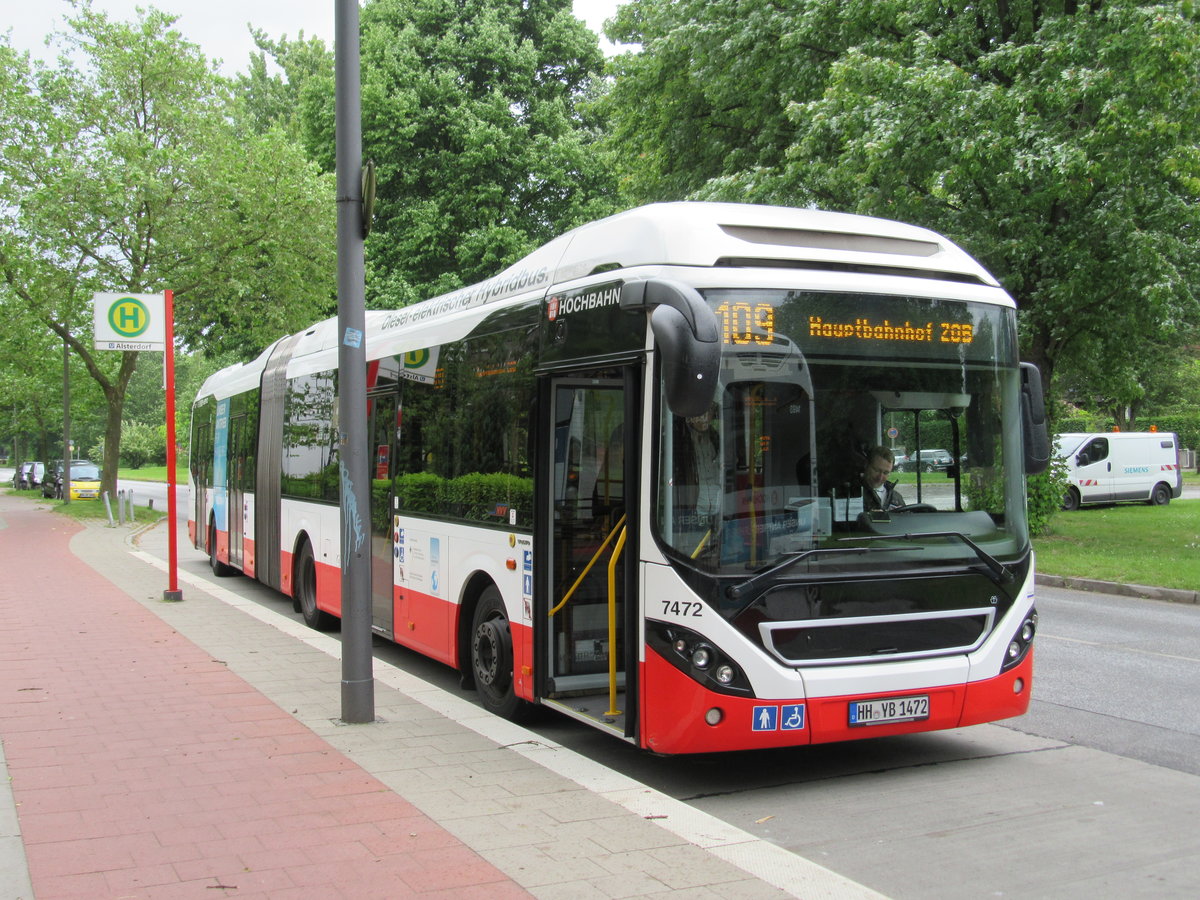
548, 514, 627, 617
605, 525, 628, 716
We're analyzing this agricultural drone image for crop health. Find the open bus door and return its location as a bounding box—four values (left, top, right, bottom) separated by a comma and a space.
540, 369, 640, 740
369, 390, 399, 638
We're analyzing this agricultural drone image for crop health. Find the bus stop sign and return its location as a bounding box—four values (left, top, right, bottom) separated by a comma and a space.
93, 292, 166, 351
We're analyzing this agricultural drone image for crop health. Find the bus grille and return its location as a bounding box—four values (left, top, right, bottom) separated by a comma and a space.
758, 608, 995, 667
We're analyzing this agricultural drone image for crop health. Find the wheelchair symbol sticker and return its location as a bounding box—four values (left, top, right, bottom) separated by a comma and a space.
752, 704, 806, 731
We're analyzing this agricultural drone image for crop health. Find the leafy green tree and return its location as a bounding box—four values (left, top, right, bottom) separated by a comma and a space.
346, 0, 618, 306
235, 29, 334, 155
602, 1, 1200, 405
119, 420, 166, 469
0, 4, 335, 498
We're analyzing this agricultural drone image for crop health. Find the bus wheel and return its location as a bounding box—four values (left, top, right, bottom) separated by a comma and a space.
296, 540, 336, 631
471, 587, 526, 721
1061, 487, 1081, 511
1149, 483, 1172, 506
209, 521, 236, 577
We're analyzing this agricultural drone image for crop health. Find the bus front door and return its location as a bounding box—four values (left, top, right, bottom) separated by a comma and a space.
544, 375, 636, 735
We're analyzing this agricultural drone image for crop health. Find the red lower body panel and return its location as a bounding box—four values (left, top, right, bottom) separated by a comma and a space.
640, 645, 1034, 755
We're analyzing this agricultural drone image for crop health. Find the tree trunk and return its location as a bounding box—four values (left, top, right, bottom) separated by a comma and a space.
97, 350, 139, 500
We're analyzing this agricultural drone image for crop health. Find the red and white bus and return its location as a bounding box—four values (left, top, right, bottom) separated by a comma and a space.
189, 202, 1049, 754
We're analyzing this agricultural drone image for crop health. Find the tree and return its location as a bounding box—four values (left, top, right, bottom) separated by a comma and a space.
349, 0, 618, 306
0, 4, 335, 498
601, 1, 1200, 405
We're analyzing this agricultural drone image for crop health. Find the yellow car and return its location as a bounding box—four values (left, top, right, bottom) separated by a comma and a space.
65, 463, 102, 500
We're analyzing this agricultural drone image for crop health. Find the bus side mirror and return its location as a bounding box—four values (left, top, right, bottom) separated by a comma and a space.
622, 278, 721, 418
1020, 362, 1050, 475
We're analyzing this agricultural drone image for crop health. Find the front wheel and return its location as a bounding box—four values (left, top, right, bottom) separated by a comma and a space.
470, 586, 528, 721
1061, 487, 1081, 511
1149, 483, 1172, 506
295, 540, 337, 631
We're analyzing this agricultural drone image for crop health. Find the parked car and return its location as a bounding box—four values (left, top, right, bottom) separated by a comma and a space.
60, 463, 102, 501
16, 461, 45, 490
43, 460, 93, 498
909, 449, 954, 472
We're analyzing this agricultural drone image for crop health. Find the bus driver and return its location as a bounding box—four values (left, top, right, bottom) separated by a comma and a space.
862, 445, 906, 511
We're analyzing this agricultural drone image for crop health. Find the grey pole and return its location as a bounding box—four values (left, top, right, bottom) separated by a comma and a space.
335, 0, 374, 723
62, 336, 71, 505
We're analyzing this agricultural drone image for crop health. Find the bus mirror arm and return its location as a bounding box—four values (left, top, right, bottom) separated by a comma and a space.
621, 278, 721, 419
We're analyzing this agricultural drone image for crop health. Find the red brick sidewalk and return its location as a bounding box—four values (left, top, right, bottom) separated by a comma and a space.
0, 500, 530, 899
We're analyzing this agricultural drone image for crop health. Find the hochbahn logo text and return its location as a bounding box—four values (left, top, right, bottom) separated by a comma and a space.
547, 286, 621, 321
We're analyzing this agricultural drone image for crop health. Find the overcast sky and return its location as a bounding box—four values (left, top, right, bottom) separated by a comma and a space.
1, 0, 627, 75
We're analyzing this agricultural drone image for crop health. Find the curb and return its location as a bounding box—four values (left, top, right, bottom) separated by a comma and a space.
1035, 573, 1199, 605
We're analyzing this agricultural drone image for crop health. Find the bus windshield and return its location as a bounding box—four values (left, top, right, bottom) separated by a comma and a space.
655, 289, 1028, 592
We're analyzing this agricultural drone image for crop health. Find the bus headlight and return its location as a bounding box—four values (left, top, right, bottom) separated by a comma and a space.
648, 623, 752, 697
1001, 608, 1037, 672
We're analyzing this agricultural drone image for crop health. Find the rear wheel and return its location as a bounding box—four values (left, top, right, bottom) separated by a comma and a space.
1149, 483, 1172, 506
470, 586, 528, 721
295, 540, 336, 630
1061, 487, 1081, 511
209, 520, 236, 577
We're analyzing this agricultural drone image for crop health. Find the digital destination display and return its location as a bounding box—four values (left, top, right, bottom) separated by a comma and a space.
808, 316, 974, 345
704, 289, 1010, 362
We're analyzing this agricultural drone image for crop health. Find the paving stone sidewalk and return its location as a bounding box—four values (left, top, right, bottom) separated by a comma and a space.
2, 495, 877, 899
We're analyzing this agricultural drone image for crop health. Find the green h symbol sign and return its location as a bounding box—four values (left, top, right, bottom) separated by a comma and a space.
109, 297, 150, 338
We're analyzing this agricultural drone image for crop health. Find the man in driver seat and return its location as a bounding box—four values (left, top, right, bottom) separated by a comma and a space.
862, 445, 906, 511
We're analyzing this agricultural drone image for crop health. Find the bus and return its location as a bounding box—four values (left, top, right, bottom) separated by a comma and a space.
189, 202, 1050, 754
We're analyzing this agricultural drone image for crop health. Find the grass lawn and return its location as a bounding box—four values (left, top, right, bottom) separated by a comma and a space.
1034, 500, 1200, 591
117, 465, 189, 483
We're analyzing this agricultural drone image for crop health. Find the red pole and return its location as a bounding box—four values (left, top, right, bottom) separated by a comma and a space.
163, 289, 182, 601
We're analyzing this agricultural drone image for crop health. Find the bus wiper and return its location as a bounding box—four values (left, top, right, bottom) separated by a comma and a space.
726, 545, 909, 604
854, 531, 1013, 586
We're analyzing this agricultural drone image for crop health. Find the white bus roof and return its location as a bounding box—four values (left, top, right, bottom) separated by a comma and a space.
198, 202, 1005, 398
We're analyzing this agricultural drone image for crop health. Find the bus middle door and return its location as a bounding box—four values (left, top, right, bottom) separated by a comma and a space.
227, 413, 246, 567
369, 390, 399, 639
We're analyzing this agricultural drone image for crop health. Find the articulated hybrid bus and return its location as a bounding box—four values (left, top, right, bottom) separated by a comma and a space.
190, 202, 1050, 754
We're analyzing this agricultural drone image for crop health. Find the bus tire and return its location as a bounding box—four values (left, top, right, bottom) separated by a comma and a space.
209, 520, 237, 577
1061, 487, 1081, 511
1149, 483, 1172, 506
295, 540, 336, 631
470, 586, 528, 721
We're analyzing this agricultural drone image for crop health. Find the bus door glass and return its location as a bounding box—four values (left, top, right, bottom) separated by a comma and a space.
369, 391, 399, 637
227, 413, 246, 567
191, 415, 212, 548
547, 378, 627, 695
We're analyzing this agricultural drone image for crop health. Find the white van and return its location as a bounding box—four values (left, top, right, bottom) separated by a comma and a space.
1055, 432, 1182, 509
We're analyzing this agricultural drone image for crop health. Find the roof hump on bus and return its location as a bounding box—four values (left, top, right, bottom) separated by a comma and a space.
545, 202, 1000, 288
371, 203, 999, 340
